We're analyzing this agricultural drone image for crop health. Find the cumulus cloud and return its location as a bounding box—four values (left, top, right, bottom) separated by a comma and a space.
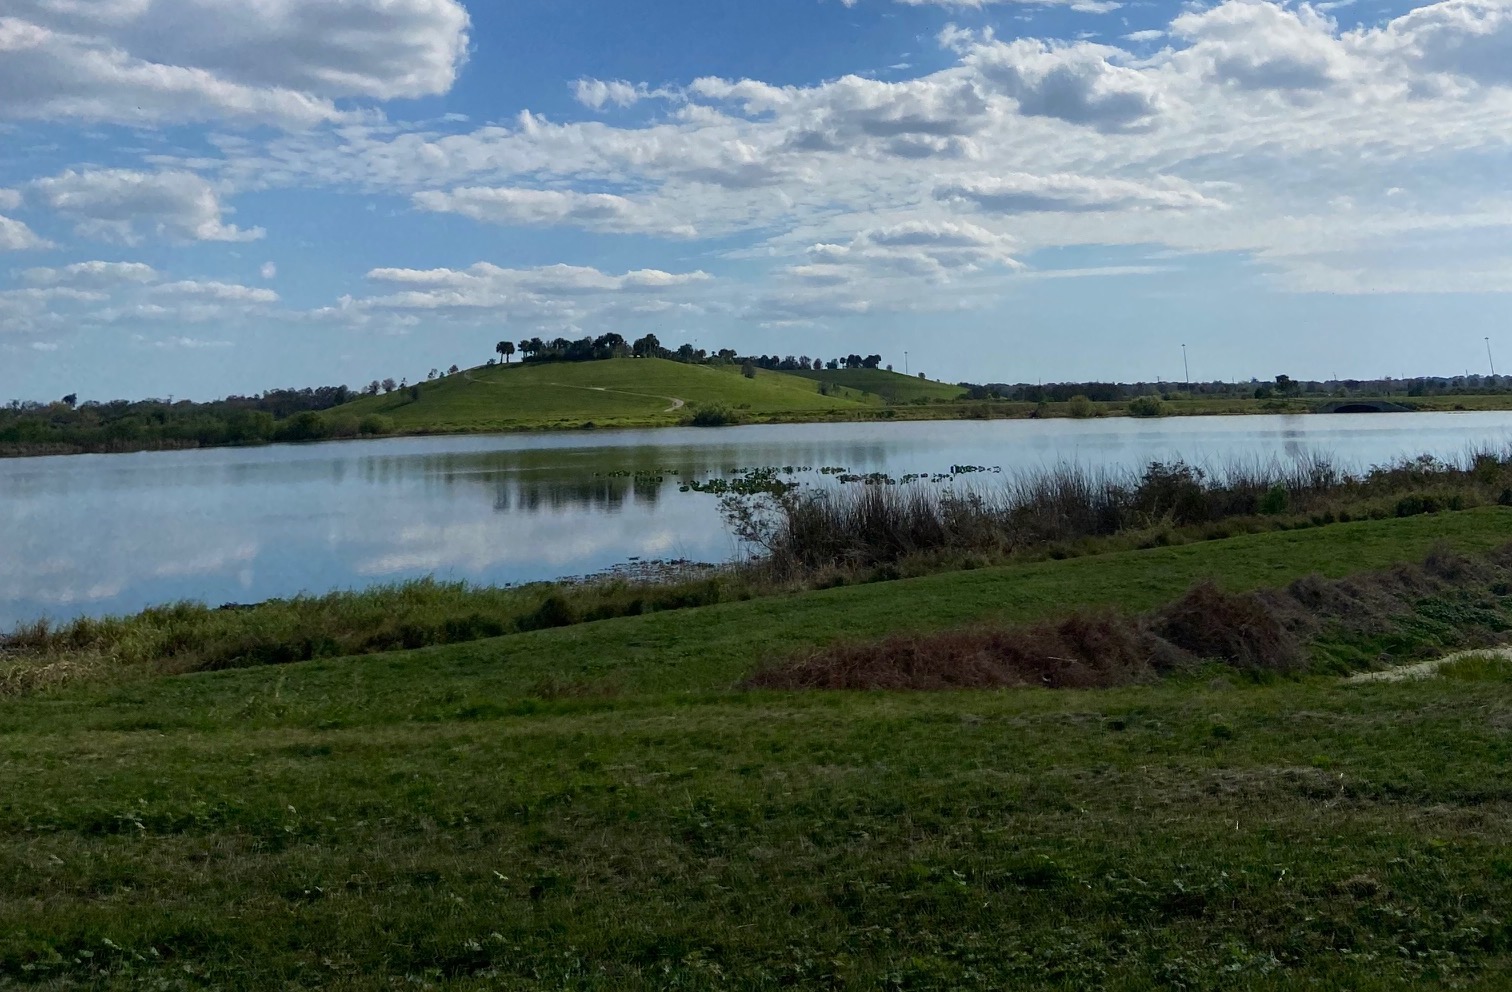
0, 0, 470, 127
1358, 0, 1512, 86
152, 280, 278, 303
0, 213, 49, 250
21, 260, 160, 286
1170, 0, 1355, 92
413, 187, 699, 237
317, 261, 716, 332
572, 78, 671, 110
0, 286, 96, 334
963, 37, 1168, 131
30, 169, 262, 244
782, 219, 1023, 305
13, 0, 1512, 348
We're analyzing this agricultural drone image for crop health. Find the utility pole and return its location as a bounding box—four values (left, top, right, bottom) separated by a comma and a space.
1487, 337, 1497, 377
904, 351, 909, 375
1181, 344, 1189, 387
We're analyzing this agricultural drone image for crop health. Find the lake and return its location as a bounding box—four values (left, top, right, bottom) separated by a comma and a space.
3, 412, 1509, 628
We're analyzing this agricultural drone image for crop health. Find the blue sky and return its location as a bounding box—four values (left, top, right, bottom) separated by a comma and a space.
2, 0, 1511, 401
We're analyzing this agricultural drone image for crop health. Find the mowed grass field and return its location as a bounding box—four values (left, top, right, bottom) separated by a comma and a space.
4, 510, 1512, 988
338, 359, 885, 431
790, 366, 969, 403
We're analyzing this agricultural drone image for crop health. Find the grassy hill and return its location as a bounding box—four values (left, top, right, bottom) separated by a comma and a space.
339, 358, 871, 432
790, 366, 968, 403
4, 511, 1512, 987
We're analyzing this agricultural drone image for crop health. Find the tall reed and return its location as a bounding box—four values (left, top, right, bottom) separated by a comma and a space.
724, 448, 1512, 575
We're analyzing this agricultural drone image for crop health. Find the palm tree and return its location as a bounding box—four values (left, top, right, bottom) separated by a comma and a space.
496, 340, 515, 364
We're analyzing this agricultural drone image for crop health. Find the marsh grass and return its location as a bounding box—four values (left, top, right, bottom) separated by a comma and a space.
0, 573, 756, 694
727, 449, 1512, 575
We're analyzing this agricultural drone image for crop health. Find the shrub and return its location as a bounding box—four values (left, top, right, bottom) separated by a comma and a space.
689, 404, 740, 427
1067, 395, 1095, 419
275, 411, 332, 443
324, 414, 362, 438
1127, 395, 1165, 418
1259, 484, 1290, 515
1395, 494, 1441, 517
358, 415, 395, 436
517, 594, 578, 632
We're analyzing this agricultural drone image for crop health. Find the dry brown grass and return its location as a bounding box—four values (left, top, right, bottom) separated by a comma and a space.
746, 543, 1512, 691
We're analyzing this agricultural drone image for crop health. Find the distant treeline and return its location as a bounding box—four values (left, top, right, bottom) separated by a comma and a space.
0, 386, 394, 457
959, 373, 1512, 403
496, 333, 885, 372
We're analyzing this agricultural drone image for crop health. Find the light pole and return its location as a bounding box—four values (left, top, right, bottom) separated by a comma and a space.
1487, 337, 1497, 377
1182, 344, 1189, 387
904, 351, 909, 375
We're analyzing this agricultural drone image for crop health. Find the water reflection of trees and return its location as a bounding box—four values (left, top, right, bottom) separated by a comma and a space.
354, 440, 897, 517
492, 474, 665, 513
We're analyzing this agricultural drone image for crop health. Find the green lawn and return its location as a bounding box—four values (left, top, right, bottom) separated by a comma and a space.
789, 366, 968, 403
339, 359, 869, 431
4, 511, 1512, 989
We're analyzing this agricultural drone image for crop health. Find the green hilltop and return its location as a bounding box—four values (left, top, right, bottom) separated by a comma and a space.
787, 366, 968, 404
338, 357, 963, 432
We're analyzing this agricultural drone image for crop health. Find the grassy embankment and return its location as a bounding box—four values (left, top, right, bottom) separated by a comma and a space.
333, 358, 1512, 438
3, 510, 1512, 988
338, 359, 891, 433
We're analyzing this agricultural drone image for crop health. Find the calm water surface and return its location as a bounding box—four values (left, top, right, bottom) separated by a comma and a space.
3, 412, 1510, 627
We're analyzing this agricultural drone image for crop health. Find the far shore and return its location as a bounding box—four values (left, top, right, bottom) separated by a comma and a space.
4, 392, 1510, 460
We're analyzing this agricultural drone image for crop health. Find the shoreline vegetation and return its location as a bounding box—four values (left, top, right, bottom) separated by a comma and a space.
9, 446, 1512, 695
6, 354, 1512, 458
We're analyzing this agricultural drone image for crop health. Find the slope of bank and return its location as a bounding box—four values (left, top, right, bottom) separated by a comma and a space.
337, 358, 877, 432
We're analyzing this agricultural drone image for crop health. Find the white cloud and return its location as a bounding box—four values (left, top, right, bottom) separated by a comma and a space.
0, 213, 50, 250
78, 0, 1512, 316
260, 261, 277, 279
0, 286, 94, 334
0, 0, 470, 128
937, 173, 1226, 212
413, 186, 699, 237
21, 260, 160, 286
319, 261, 717, 332
150, 335, 235, 350
1360, 0, 1512, 86
962, 37, 1168, 131
0, 188, 21, 211
573, 78, 664, 110
30, 169, 263, 244
152, 280, 278, 303
897, 0, 1123, 11
1170, 0, 1354, 92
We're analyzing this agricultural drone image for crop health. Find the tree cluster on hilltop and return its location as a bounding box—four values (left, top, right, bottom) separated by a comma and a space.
489, 333, 885, 373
